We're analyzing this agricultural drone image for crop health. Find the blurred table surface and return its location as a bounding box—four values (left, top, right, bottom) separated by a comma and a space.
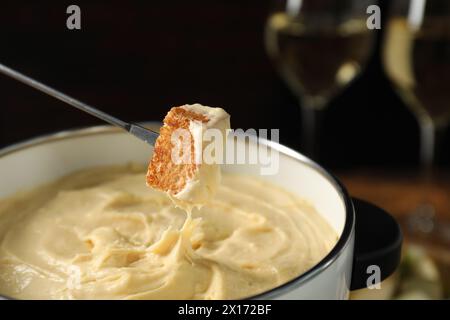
338, 167, 450, 247
338, 168, 450, 220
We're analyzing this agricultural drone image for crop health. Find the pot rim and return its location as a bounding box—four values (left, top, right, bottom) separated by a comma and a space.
0, 125, 355, 300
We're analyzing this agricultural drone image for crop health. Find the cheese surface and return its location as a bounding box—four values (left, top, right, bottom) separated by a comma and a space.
0, 165, 337, 299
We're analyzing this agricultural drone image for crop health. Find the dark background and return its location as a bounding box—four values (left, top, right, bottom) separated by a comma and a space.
0, 0, 448, 171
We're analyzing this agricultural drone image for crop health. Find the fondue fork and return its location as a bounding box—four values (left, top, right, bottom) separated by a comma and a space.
0, 63, 159, 146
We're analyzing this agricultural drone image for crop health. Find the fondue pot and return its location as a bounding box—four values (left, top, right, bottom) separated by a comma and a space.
0, 125, 402, 300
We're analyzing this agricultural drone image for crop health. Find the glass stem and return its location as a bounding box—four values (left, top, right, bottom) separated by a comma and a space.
301, 97, 324, 160
419, 119, 446, 201
410, 118, 448, 237
419, 119, 435, 193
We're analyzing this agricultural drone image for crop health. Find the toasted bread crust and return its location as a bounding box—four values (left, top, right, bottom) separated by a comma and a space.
146, 107, 209, 195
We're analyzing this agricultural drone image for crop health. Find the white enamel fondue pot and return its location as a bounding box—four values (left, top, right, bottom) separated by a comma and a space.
0, 125, 402, 300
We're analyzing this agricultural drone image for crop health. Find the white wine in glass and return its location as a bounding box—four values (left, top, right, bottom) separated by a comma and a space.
384, 18, 450, 126
383, 0, 450, 242
265, 0, 375, 158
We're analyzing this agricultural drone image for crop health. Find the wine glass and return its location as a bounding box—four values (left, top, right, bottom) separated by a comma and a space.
382, 0, 450, 244
265, 0, 375, 158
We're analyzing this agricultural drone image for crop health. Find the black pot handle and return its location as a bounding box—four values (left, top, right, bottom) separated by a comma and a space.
350, 198, 403, 291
